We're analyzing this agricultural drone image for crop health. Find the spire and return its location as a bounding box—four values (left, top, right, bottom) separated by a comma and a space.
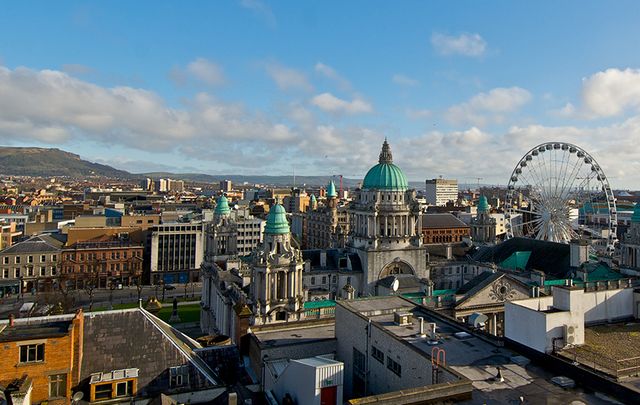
214, 194, 230, 216
378, 138, 393, 164
327, 180, 337, 198
478, 195, 489, 213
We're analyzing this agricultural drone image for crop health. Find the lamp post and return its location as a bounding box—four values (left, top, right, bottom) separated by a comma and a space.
160, 279, 165, 302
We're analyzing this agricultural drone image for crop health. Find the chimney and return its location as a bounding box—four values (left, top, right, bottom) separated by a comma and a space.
419, 317, 425, 336
9, 314, 15, 327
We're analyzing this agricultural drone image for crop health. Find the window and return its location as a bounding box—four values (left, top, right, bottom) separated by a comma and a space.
27, 256, 33, 263
3, 269, 8, 278
51, 267, 57, 276
311, 277, 315, 285
94, 383, 112, 400
27, 268, 34, 277
49, 374, 67, 398
353, 348, 366, 374
115, 381, 133, 397
387, 357, 402, 377
15, 257, 20, 264
15, 268, 20, 278
322, 276, 326, 284
372, 346, 384, 363
2, 257, 8, 265
169, 366, 189, 388
41, 255, 46, 262
20, 343, 44, 363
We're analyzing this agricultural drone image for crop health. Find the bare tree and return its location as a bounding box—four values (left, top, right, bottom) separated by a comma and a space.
84, 274, 98, 312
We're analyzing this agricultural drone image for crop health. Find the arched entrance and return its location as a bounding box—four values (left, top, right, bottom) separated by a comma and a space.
378, 258, 415, 279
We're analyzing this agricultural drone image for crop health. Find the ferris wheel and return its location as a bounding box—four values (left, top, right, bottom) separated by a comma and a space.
504, 142, 618, 253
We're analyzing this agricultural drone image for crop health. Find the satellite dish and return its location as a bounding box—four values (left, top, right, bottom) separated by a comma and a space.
391, 278, 400, 292
72, 392, 84, 403
468, 312, 489, 328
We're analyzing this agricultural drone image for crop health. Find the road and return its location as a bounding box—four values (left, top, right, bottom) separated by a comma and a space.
0, 282, 202, 317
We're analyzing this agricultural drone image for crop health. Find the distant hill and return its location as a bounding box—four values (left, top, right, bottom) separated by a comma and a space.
0, 147, 133, 178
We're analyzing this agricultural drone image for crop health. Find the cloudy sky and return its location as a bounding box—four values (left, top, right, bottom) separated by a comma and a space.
2, 1, 640, 188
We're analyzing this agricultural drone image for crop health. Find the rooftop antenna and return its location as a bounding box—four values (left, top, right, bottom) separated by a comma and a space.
293, 166, 296, 189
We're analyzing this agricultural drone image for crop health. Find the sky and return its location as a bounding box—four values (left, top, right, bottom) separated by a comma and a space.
2, 1, 640, 188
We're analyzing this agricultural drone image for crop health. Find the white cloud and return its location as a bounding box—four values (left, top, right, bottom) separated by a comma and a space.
445, 87, 532, 126
0, 65, 295, 160
310, 93, 373, 115
431, 32, 487, 57
239, 0, 276, 27
186, 58, 225, 86
392, 74, 419, 87
61, 64, 93, 75
265, 62, 313, 92
314, 62, 351, 91
581, 68, 640, 118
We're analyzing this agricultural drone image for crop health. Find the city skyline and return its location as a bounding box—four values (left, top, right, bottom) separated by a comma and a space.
2, 2, 640, 187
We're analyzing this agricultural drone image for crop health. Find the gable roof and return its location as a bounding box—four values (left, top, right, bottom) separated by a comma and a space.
0, 234, 64, 254
422, 213, 469, 229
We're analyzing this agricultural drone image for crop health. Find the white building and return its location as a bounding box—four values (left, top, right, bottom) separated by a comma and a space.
149, 222, 205, 283
425, 178, 458, 206
265, 356, 344, 405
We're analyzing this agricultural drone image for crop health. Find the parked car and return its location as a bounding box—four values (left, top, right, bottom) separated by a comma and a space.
163, 284, 176, 290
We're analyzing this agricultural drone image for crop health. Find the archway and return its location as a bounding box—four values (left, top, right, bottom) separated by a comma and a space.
378, 258, 415, 279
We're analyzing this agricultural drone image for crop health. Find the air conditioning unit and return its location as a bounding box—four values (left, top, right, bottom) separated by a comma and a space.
565, 324, 578, 346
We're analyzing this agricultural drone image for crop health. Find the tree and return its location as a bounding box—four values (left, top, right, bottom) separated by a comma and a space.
134, 277, 143, 304
84, 274, 98, 312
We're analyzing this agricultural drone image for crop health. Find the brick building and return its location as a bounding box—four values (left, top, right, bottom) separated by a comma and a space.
61, 237, 143, 289
421, 213, 470, 244
0, 310, 84, 405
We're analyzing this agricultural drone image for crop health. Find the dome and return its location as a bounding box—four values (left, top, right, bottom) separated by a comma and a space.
362, 139, 409, 191
633, 203, 640, 223
327, 180, 337, 198
265, 204, 290, 235
310, 194, 317, 204
478, 195, 489, 212
214, 195, 230, 215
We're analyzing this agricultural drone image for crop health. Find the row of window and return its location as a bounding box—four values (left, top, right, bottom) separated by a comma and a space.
370, 345, 402, 377
2, 267, 57, 278
64, 251, 141, 262
2, 254, 57, 265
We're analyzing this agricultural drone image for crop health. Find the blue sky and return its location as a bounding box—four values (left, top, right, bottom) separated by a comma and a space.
2, 1, 640, 187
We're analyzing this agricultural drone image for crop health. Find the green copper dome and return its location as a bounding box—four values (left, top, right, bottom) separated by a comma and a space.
265, 204, 290, 234
214, 195, 230, 215
327, 180, 337, 198
478, 195, 489, 212
633, 203, 640, 223
310, 194, 317, 204
362, 139, 408, 191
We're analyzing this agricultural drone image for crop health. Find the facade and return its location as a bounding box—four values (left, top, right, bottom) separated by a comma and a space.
61, 237, 144, 288
251, 204, 305, 324
421, 213, 470, 244
0, 221, 22, 249
233, 211, 264, 257
205, 195, 237, 262
149, 223, 205, 284
0, 234, 63, 294
306, 181, 349, 249
220, 179, 232, 192
621, 204, 640, 273
470, 195, 497, 245
0, 311, 84, 405
348, 140, 428, 294
283, 188, 310, 214
425, 178, 458, 206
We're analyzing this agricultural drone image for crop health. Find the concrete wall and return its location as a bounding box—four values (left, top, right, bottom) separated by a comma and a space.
335, 304, 457, 401
504, 301, 550, 353
583, 288, 634, 323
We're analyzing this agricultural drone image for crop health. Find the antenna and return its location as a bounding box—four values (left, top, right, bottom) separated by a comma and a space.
293, 166, 296, 189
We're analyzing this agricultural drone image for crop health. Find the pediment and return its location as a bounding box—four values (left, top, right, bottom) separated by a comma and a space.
455, 275, 530, 310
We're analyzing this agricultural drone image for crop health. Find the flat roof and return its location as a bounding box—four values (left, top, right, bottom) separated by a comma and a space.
339, 296, 615, 404
253, 321, 335, 348
0, 320, 71, 342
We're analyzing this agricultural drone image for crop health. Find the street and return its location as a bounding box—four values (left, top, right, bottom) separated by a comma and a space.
0, 282, 202, 317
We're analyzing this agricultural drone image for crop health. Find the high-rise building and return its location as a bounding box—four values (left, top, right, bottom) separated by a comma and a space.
140, 178, 154, 191
425, 178, 458, 206
149, 222, 205, 284
220, 179, 232, 192
156, 178, 169, 193
168, 179, 184, 193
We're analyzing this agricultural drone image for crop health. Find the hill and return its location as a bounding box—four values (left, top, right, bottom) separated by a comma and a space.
0, 147, 133, 178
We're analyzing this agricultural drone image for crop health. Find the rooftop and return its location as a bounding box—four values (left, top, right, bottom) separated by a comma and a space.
422, 213, 470, 229
0, 319, 71, 342
253, 320, 335, 348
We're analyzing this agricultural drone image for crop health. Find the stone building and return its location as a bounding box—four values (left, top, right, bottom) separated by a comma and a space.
251, 204, 305, 324
470, 195, 497, 245
0, 234, 63, 294
621, 203, 640, 274
347, 140, 427, 294
306, 180, 349, 250
61, 236, 144, 288
421, 213, 470, 244
205, 195, 238, 262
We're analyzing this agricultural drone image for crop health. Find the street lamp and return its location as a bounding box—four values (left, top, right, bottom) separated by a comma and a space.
160, 279, 165, 302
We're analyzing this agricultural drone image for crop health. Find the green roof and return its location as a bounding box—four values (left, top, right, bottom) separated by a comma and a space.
478, 195, 489, 212
303, 300, 336, 309
362, 140, 408, 191
500, 251, 531, 270
633, 203, 640, 223
265, 204, 290, 235
214, 195, 230, 215
327, 180, 337, 197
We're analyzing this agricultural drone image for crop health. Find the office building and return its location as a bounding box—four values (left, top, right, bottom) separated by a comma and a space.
425, 178, 458, 206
